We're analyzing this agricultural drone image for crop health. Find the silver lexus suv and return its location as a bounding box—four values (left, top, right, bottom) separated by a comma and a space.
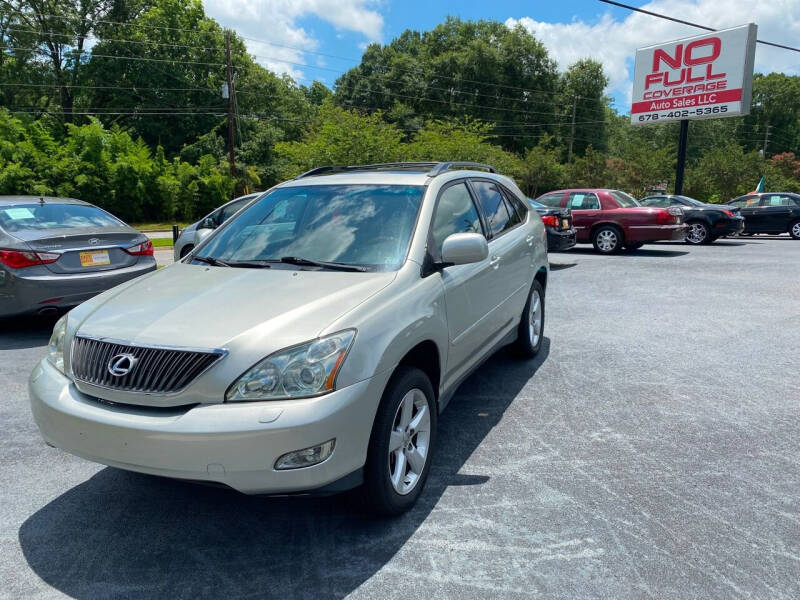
29, 162, 549, 515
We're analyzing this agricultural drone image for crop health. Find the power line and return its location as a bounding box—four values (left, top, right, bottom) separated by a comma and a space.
597, 0, 800, 53
3, 11, 604, 105
4, 46, 228, 68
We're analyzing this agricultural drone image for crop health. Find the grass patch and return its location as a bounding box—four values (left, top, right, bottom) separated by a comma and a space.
150, 238, 174, 248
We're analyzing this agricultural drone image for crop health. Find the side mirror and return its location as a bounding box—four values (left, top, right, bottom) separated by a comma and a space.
441, 233, 488, 266
198, 217, 216, 230
194, 227, 214, 244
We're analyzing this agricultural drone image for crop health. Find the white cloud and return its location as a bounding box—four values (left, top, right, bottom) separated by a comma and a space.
203, 0, 383, 81
507, 0, 800, 107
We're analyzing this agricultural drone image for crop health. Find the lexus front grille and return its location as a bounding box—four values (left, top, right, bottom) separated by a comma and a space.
70, 335, 225, 394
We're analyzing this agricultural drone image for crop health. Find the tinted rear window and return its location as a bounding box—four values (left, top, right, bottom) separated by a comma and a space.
0, 203, 124, 232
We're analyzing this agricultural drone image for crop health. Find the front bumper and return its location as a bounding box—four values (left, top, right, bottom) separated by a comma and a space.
29, 359, 388, 494
0, 258, 156, 318
546, 228, 577, 252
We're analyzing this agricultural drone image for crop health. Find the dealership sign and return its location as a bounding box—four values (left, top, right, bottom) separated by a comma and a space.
631, 24, 757, 125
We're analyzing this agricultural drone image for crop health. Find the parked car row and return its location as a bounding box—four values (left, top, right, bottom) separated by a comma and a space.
531, 188, 800, 253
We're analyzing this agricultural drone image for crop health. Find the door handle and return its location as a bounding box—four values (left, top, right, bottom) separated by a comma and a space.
525, 234, 535, 246
489, 255, 501, 269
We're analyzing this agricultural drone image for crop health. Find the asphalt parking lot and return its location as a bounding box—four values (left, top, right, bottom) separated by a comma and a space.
2, 237, 798, 599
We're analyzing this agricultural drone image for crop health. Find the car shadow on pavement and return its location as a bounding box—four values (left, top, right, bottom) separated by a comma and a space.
18, 339, 550, 599
0, 315, 58, 350
566, 247, 690, 258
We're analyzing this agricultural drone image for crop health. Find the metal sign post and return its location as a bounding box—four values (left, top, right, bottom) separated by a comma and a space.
674, 120, 689, 195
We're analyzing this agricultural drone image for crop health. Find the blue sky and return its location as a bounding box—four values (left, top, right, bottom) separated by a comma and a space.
203, 1, 800, 113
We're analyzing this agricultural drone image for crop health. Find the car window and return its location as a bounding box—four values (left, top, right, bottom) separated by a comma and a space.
500, 186, 528, 220
762, 195, 794, 207
728, 196, 752, 208
536, 192, 564, 208
0, 203, 124, 232
471, 181, 515, 237
641, 196, 669, 207
608, 191, 640, 207
430, 182, 484, 256
219, 198, 249, 222
567, 192, 600, 210
197, 184, 424, 271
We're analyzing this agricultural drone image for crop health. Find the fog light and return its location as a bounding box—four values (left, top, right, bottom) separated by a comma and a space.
274, 439, 335, 470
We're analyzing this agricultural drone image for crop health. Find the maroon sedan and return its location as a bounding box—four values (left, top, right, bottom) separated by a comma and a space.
535, 189, 687, 253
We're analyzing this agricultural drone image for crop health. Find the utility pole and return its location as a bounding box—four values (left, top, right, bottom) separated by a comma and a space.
762, 124, 772, 157
224, 31, 236, 191
674, 119, 689, 195
567, 95, 577, 162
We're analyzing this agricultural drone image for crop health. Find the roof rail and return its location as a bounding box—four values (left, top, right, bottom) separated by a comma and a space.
294, 162, 440, 179
426, 162, 496, 176
293, 161, 498, 180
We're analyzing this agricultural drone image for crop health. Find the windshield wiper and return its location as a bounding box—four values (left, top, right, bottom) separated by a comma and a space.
278, 256, 368, 272
193, 256, 271, 268
192, 255, 232, 267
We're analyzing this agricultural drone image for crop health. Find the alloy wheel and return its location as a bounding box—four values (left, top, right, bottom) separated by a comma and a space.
388, 389, 431, 495
792, 222, 800, 239
596, 229, 618, 252
686, 223, 707, 244
529, 288, 542, 347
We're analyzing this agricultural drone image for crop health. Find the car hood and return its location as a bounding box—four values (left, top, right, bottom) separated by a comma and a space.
75, 263, 397, 349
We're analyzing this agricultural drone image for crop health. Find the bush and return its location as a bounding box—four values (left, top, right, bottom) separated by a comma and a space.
0, 109, 234, 222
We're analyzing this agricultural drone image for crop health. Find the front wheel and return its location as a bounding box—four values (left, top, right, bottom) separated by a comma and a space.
179, 244, 194, 258
592, 225, 622, 254
685, 221, 710, 245
790, 220, 800, 240
363, 367, 437, 516
515, 280, 545, 357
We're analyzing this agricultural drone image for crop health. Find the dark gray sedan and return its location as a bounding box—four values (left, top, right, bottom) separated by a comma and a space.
0, 196, 156, 318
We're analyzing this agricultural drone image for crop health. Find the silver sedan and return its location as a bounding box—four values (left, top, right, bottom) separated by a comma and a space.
0, 196, 156, 318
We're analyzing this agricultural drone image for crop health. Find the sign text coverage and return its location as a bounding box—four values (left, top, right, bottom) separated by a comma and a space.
631, 24, 757, 125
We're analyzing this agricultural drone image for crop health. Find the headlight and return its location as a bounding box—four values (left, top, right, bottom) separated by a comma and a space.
226, 330, 356, 402
46, 315, 68, 374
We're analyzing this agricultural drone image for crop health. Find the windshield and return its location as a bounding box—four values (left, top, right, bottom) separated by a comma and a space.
0, 203, 124, 232
676, 195, 705, 206
609, 191, 640, 208
196, 184, 425, 271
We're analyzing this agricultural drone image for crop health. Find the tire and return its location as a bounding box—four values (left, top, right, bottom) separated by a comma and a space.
685, 221, 711, 245
363, 366, 437, 516
179, 244, 194, 258
592, 225, 623, 254
515, 279, 545, 358
790, 220, 800, 240
624, 242, 644, 251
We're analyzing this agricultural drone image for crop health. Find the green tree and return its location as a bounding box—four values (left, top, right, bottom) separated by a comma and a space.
334, 17, 559, 153
560, 59, 609, 157
274, 100, 404, 179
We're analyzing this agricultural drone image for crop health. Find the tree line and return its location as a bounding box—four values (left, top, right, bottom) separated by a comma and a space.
1, 0, 798, 223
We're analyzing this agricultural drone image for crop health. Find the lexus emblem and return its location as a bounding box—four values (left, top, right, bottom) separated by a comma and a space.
108, 353, 138, 377
88, 238, 100, 245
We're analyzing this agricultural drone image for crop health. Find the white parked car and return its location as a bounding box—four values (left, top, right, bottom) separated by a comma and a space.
30, 162, 549, 515
172, 192, 261, 261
